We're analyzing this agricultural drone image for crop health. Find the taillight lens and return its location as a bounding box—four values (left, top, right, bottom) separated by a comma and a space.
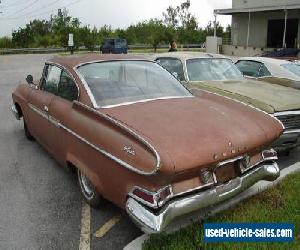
262, 149, 277, 160
131, 186, 172, 208
132, 189, 155, 204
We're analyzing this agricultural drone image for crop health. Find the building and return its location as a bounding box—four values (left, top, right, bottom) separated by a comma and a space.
215, 0, 300, 56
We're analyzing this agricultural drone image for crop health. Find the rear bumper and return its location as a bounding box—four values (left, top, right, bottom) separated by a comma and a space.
11, 105, 21, 120
272, 130, 300, 151
126, 162, 280, 234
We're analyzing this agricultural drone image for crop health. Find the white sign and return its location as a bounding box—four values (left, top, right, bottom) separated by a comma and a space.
68, 33, 74, 47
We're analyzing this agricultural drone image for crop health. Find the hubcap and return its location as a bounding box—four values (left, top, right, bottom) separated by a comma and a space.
80, 172, 94, 197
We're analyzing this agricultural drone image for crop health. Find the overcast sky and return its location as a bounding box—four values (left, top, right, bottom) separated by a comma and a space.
0, 0, 232, 37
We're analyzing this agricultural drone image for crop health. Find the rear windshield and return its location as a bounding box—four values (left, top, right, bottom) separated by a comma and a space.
77, 61, 191, 107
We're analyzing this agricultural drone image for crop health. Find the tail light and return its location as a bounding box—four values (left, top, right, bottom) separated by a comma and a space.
262, 149, 277, 160
130, 186, 173, 209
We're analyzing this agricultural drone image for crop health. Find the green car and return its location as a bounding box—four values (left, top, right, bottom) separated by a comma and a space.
153, 52, 300, 152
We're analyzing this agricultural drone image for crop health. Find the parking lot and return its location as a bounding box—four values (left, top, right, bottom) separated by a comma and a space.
1, 54, 299, 250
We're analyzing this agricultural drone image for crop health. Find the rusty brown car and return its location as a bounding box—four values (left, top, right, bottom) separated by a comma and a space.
11, 54, 283, 233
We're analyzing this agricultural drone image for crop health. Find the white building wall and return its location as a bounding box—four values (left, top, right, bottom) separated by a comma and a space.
231, 9, 300, 48
233, 0, 300, 9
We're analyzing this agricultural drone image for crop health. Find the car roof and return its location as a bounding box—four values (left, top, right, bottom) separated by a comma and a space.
238, 57, 300, 80
152, 52, 226, 61
238, 57, 290, 65
48, 54, 148, 68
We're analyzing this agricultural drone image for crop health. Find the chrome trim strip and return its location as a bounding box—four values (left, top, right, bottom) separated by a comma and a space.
28, 102, 161, 176
126, 162, 280, 233
273, 110, 300, 116
216, 155, 244, 168
74, 101, 161, 175
100, 96, 194, 109
190, 87, 285, 130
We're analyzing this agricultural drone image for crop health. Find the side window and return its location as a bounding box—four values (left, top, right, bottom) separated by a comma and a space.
156, 58, 186, 81
236, 60, 262, 77
41, 65, 61, 94
57, 70, 78, 101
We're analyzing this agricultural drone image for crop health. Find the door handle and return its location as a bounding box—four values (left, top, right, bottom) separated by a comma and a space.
44, 105, 49, 112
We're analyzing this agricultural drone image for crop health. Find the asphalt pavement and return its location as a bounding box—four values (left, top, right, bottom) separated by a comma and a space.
0, 54, 299, 250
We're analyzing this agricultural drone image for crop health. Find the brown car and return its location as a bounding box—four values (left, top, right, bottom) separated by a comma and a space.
11, 54, 283, 233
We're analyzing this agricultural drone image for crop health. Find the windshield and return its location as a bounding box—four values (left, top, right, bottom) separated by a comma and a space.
282, 63, 300, 77
186, 58, 244, 81
77, 61, 191, 107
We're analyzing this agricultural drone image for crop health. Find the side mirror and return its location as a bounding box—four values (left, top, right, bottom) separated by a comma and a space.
26, 75, 33, 84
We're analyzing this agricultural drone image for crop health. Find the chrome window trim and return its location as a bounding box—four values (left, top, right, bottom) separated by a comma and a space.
28, 102, 161, 176
46, 62, 80, 101
100, 96, 194, 109
190, 87, 285, 130
73, 59, 192, 109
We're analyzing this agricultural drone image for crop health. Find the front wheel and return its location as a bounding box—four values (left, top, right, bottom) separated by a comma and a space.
77, 169, 102, 207
24, 119, 35, 141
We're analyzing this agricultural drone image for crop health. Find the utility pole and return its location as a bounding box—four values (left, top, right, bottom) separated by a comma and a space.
0, 1, 2, 14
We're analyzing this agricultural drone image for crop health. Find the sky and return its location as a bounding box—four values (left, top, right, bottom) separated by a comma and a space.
0, 0, 232, 37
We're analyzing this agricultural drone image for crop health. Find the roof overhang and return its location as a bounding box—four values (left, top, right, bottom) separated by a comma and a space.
214, 4, 300, 15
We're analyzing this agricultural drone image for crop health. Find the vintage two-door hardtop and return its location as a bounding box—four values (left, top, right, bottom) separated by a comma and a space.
153, 52, 300, 152
11, 54, 283, 233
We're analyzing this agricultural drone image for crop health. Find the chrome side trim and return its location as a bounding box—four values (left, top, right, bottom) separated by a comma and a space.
74, 101, 161, 175
28, 102, 161, 176
100, 96, 194, 109
191, 87, 285, 130
126, 162, 280, 233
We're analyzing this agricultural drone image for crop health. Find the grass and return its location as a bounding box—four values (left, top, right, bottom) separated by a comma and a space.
143, 172, 300, 250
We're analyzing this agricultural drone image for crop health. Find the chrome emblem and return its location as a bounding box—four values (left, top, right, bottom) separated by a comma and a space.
123, 146, 135, 156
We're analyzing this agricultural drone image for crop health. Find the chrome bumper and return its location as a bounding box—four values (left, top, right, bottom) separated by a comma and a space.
11, 105, 21, 120
126, 162, 280, 234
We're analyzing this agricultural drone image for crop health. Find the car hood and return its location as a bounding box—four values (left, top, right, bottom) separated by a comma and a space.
104, 96, 283, 175
188, 78, 300, 113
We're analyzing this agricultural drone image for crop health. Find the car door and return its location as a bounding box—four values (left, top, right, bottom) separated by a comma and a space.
27, 64, 61, 152
47, 68, 79, 164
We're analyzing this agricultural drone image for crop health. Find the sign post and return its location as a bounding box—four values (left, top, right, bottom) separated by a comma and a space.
68, 33, 74, 54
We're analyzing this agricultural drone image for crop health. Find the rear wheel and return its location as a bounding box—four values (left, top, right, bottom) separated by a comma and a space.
77, 169, 101, 207
23, 119, 34, 141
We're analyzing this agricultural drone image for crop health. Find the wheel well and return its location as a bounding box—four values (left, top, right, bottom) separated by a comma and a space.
15, 103, 23, 118
66, 161, 77, 174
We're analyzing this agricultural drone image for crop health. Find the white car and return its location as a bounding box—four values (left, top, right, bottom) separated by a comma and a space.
236, 57, 300, 89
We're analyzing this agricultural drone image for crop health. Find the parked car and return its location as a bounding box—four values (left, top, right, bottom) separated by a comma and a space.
236, 57, 300, 89
100, 38, 128, 54
153, 52, 300, 152
11, 54, 282, 233
261, 48, 299, 61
